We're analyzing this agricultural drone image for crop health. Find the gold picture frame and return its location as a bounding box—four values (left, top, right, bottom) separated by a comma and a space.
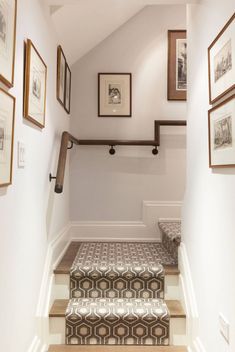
0, 0, 17, 88
24, 39, 47, 129
0, 88, 15, 187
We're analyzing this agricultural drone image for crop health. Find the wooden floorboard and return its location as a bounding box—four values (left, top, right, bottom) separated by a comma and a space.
54, 242, 81, 274
48, 345, 187, 352
49, 299, 186, 318
54, 242, 179, 276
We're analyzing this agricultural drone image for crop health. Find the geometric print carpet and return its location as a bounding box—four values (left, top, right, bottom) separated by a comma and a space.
65, 241, 174, 346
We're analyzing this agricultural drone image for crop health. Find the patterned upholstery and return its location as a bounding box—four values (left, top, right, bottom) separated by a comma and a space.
158, 221, 181, 263
70, 242, 170, 299
66, 241, 173, 346
66, 298, 169, 345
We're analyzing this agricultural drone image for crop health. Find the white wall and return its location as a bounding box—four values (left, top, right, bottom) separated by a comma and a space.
0, 1, 70, 351
70, 5, 187, 221
183, 2, 235, 351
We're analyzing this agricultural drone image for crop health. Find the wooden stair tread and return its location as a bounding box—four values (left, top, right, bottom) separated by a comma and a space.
54, 242, 81, 274
48, 345, 187, 352
54, 242, 179, 276
49, 299, 186, 318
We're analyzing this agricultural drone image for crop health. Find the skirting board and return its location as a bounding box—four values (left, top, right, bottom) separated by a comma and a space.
179, 242, 205, 352
69, 200, 182, 240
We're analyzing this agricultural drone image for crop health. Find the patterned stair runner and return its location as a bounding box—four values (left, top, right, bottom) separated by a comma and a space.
66, 298, 169, 345
158, 222, 181, 264
66, 242, 172, 346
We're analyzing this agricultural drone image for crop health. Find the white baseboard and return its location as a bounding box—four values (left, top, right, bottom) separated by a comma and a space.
179, 242, 205, 352
70, 200, 182, 241
31, 223, 71, 352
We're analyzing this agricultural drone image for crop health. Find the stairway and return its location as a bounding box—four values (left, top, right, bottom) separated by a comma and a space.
48, 221, 186, 351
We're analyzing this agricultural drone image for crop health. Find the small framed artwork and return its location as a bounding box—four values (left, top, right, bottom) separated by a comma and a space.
168, 30, 187, 101
0, 0, 17, 88
98, 73, 132, 117
57, 45, 66, 107
64, 63, 71, 114
24, 39, 47, 128
0, 88, 15, 187
208, 13, 235, 104
208, 94, 235, 168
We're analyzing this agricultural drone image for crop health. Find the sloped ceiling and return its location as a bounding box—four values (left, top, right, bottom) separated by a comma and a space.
46, 0, 197, 65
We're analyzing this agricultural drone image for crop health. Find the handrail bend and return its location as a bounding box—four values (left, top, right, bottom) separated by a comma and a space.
53, 120, 186, 193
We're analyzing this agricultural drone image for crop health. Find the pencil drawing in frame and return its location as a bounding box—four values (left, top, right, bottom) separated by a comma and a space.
0, 0, 17, 88
24, 39, 47, 129
98, 73, 132, 117
0, 88, 15, 187
208, 94, 235, 168
168, 30, 187, 101
208, 13, 235, 104
64, 62, 71, 114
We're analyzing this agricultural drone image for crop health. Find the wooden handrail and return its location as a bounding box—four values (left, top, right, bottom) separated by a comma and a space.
52, 120, 186, 193
54, 132, 79, 193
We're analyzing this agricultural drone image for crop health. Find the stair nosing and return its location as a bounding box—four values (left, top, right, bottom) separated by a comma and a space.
49, 299, 186, 319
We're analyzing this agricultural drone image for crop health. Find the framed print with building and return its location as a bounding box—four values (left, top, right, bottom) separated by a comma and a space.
208, 94, 235, 168
0, 0, 17, 88
208, 13, 235, 104
64, 62, 71, 114
0, 88, 15, 187
57, 45, 66, 107
24, 39, 47, 129
168, 30, 187, 101
98, 73, 132, 117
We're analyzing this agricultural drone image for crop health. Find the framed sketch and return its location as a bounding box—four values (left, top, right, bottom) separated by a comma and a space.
168, 30, 187, 101
208, 13, 235, 104
64, 63, 71, 114
24, 39, 47, 128
0, 0, 17, 88
57, 45, 66, 107
208, 94, 235, 168
98, 73, 132, 117
0, 88, 15, 187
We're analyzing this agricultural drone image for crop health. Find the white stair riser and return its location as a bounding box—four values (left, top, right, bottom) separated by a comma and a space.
49, 317, 186, 346
53, 274, 180, 300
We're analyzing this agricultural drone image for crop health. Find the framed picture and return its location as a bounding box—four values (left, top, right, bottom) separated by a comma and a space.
57, 45, 66, 107
208, 94, 235, 168
65, 63, 71, 114
98, 73, 132, 117
0, 0, 17, 88
0, 88, 15, 187
24, 39, 47, 128
167, 30, 187, 101
208, 13, 235, 104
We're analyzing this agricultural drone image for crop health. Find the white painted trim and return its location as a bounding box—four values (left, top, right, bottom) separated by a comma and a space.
27, 336, 41, 352
33, 223, 71, 352
193, 337, 207, 352
179, 242, 204, 352
70, 200, 182, 240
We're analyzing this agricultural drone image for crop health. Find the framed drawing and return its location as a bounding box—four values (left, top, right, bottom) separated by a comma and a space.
57, 45, 66, 107
24, 39, 47, 128
208, 13, 235, 104
168, 30, 187, 101
208, 94, 235, 168
64, 63, 71, 114
0, 88, 15, 187
0, 0, 17, 88
98, 73, 132, 117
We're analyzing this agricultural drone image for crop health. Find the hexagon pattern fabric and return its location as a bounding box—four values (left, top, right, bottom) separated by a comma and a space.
66, 298, 169, 345
70, 242, 174, 299
158, 222, 181, 263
